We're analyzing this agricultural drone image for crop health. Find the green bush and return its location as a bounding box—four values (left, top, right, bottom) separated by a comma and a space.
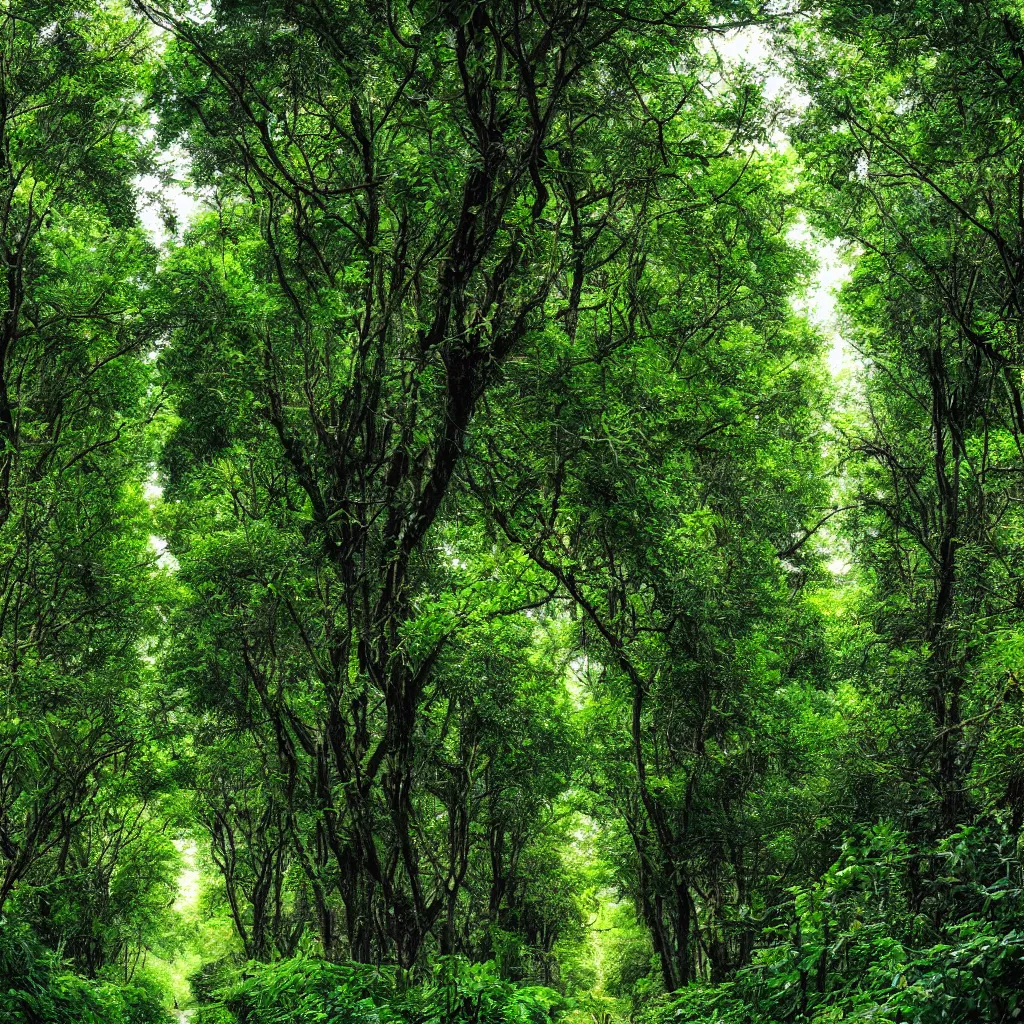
638, 825, 1024, 1024
221, 958, 397, 1024
405, 959, 569, 1023
634, 983, 751, 1024
209, 955, 569, 1024
192, 1007, 243, 1024
0, 921, 171, 1024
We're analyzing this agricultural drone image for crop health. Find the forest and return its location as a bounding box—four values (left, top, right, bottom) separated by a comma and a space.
4, 0, 1024, 1021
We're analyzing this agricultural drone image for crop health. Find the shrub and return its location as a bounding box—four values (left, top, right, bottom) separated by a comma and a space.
222, 958, 397, 1024
0, 921, 171, 1024
406, 959, 568, 1023
208, 955, 569, 1024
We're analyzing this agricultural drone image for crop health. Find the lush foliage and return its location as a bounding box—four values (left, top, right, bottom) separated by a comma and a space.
5, 0, 1024, 1022
188, 957, 568, 1024
0, 922, 170, 1024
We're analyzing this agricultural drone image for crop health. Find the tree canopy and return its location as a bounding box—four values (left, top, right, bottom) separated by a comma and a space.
4, 1, 1024, 1023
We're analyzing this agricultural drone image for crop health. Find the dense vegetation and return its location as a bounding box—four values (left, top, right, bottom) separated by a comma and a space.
4, 0, 1024, 1021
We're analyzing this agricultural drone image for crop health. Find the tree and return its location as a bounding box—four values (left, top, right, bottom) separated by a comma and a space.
467, 114, 836, 983
149, 0, 770, 968
791, 0, 1024, 837
0, 0, 168, 953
